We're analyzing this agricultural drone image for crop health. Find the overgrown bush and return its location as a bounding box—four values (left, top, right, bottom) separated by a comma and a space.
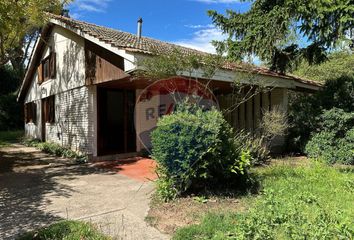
23, 138, 86, 161
288, 76, 354, 152
260, 106, 288, 139
305, 108, 354, 165
151, 103, 252, 201
234, 131, 269, 166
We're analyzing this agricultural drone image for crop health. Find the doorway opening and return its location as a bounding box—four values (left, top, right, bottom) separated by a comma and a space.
97, 88, 136, 155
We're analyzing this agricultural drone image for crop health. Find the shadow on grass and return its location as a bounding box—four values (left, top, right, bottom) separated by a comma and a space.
182, 172, 261, 199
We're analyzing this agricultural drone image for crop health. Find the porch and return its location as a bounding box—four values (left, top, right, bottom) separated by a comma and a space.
90, 76, 289, 158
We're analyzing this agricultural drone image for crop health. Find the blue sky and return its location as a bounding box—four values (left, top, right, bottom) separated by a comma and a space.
68, 0, 251, 53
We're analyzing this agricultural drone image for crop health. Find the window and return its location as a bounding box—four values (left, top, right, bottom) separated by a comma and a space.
38, 52, 56, 84
24, 102, 37, 124
43, 58, 50, 80
43, 96, 55, 123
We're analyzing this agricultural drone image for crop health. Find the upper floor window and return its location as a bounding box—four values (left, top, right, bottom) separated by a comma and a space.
43, 57, 50, 80
38, 52, 56, 84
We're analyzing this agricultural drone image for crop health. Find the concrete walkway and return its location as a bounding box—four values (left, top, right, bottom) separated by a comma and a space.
0, 144, 169, 240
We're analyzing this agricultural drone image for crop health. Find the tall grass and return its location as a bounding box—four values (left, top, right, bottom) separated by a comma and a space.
17, 220, 110, 240
174, 162, 354, 239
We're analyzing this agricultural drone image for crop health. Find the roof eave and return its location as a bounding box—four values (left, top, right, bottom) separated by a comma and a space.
17, 24, 53, 102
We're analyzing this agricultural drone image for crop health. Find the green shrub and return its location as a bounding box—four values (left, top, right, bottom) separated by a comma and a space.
23, 138, 86, 161
287, 76, 354, 153
151, 103, 252, 201
155, 177, 179, 202
305, 108, 354, 165
234, 131, 269, 166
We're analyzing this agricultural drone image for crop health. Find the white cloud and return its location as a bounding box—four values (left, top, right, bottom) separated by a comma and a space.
173, 25, 227, 54
70, 0, 111, 13
193, 0, 240, 3
184, 24, 214, 29
69, 12, 82, 19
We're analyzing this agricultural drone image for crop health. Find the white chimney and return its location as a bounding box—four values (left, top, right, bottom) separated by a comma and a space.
137, 17, 143, 40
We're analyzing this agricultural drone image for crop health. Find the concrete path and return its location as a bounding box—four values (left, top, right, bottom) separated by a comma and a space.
0, 144, 169, 240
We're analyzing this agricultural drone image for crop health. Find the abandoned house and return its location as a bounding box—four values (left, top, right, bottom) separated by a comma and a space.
17, 14, 321, 160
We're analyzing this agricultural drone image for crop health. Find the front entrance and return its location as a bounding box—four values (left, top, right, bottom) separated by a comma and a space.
97, 88, 136, 155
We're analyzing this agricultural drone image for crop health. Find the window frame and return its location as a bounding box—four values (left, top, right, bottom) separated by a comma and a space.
42, 56, 51, 81
43, 96, 55, 124
25, 102, 37, 124
38, 51, 56, 84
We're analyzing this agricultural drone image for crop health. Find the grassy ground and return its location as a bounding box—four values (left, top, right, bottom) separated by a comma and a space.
148, 158, 354, 239
17, 220, 110, 240
0, 130, 23, 147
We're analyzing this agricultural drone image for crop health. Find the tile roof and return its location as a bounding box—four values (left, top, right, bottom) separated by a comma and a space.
49, 13, 207, 56
48, 13, 322, 87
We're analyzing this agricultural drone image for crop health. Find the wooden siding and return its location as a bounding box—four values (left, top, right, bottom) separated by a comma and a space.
218, 88, 287, 132
85, 39, 128, 85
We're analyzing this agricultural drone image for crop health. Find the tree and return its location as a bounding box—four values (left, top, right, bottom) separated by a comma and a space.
0, 65, 23, 130
293, 50, 354, 82
208, 0, 354, 73
0, 0, 68, 73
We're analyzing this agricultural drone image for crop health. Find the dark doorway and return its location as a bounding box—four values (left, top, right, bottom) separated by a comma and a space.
97, 88, 136, 155
41, 99, 46, 141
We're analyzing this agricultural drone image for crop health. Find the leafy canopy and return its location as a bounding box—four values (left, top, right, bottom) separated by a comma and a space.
208, 0, 354, 73
293, 50, 354, 82
137, 49, 224, 80
0, 0, 68, 66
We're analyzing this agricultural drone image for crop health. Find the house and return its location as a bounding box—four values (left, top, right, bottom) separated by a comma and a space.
18, 14, 321, 159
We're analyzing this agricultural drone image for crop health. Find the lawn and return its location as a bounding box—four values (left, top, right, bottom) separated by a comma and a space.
0, 130, 23, 147
149, 158, 354, 239
17, 220, 109, 240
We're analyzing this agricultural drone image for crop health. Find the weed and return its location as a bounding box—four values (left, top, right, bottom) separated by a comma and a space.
173, 162, 354, 239
17, 220, 109, 240
23, 138, 86, 161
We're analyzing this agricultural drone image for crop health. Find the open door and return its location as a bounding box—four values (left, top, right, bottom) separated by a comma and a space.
97, 88, 136, 155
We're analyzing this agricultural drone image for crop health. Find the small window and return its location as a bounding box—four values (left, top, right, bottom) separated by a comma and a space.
43, 96, 55, 123
43, 58, 50, 80
38, 52, 56, 84
24, 102, 37, 124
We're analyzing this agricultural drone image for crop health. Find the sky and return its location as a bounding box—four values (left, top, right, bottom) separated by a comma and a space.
68, 0, 252, 53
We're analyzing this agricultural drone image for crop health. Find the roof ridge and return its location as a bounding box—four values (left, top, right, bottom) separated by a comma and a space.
48, 13, 210, 56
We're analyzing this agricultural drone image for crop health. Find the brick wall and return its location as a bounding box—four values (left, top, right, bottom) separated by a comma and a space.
45, 86, 94, 154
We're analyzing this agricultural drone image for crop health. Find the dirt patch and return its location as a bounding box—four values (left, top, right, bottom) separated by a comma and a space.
146, 156, 311, 235
270, 156, 310, 166
147, 194, 249, 234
